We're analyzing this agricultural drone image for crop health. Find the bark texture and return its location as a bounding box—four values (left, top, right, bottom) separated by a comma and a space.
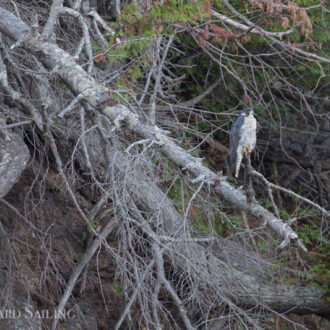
0, 129, 29, 199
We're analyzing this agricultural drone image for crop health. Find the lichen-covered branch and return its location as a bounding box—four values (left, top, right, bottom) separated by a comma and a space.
0, 124, 30, 199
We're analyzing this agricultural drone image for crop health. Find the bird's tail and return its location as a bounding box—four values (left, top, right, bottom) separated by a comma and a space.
229, 152, 236, 176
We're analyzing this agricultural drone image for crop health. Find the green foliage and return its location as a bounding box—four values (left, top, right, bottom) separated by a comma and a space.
298, 222, 329, 247
295, 221, 330, 294
112, 77, 135, 103
226, 214, 242, 229
87, 218, 99, 233
111, 0, 209, 42
150, 0, 209, 25
113, 282, 124, 296
107, 36, 153, 64
267, 266, 279, 275
260, 199, 291, 220
127, 64, 143, 81
192, 215, 211, 234
257, 239, 268, 253
167, 180, 183, 208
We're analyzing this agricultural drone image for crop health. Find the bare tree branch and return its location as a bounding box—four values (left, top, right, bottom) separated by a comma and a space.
0, 50, 44, 130
51, 218, 117, 330
251, 169, 330, 218
211, 9, 294, 39
0, 127, 29, 199
60, 7, 94, 73
42, 0, 64, 38
214, 2, 330, 64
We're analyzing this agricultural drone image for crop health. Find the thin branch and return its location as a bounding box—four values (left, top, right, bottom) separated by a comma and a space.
60, 7, 94, 73
251, 169, 330, 218
115, 259, 156, 330
58, 91, 86, 118
149, 37, 162, 124
87, 10, 115, 35
155, 77, 223, 111
92, 18, 108, 49
44, 124, 100, 237
211, 9, 294, 39
51, 218, 117, 330
0, 120, 32, 129
0, 52, 44, 130
74, 37, 85, 61
215, 2, 330, 63
42, 0, 64, 37
241, 211, 259, 252
153, 242, 195, 330
258, 0, 328, 12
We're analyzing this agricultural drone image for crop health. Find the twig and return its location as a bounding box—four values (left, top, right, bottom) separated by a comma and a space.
241, 211, 258, 252
30, 59, 56, 115
0, 52, 44, 130
258, 0, 328, 12
114, 259, 156, 330
149, 37, 162, 125
125, 139, 153, 153
58, 91, 86, 118
60, 7, 94, 73
153, 242, 195, 330
190, 129, 229, 154
44, 124, 99, 236
87, 10, 115, 35
74, 37, 85, 61
215, 2, 330, 63
51, 218, 117, 330
115, 0, 121, 16
243, 155, 255, 203
42, 0, 64, 38
0, 120, 32, 129
155, 77, 223, 111
0, 199, 43, 233
73, 0, 82, 10
92, 18, 108, 49
211, 8, 294, 39
251, 169, 330, 217
149, 35, 174, 124
80, 195, 109, 293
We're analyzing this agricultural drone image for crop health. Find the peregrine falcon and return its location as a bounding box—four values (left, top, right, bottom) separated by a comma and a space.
229, 108, 257, 178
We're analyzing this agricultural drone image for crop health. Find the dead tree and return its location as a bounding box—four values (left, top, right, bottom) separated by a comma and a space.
0, 1, 329, 329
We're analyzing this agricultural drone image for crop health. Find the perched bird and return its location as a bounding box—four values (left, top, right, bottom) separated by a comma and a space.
229, 108, 257, 178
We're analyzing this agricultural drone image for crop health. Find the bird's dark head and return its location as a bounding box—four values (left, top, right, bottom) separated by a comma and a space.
242, 107, 254, 116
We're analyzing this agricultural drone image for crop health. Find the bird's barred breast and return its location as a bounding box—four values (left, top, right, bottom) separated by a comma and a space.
239, 115, 256, 149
